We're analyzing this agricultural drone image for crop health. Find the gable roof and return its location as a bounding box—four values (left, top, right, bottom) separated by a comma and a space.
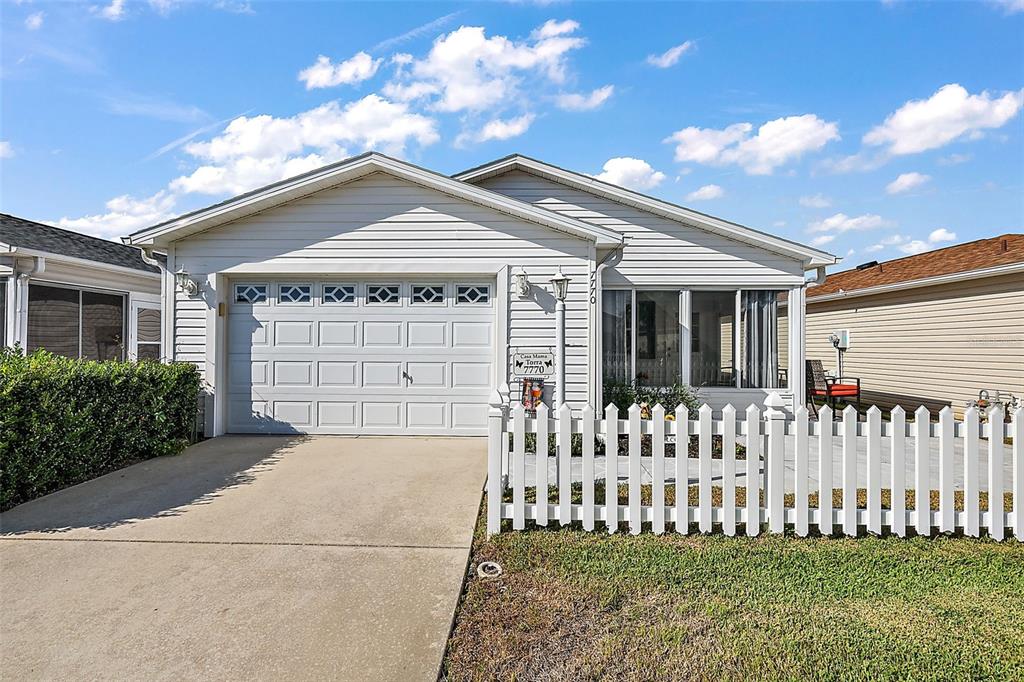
454, 154, 838, 269
0, 213, 159, 274
807, 233, 1024, 301
128, 152, 623, 247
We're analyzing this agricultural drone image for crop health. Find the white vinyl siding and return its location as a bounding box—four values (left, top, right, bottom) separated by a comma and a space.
476, 170, 806, 287
170, 172, 593, 405
805, 272, 1024, 415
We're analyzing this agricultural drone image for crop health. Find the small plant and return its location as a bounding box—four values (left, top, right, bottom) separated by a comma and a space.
602, 377, 701, 414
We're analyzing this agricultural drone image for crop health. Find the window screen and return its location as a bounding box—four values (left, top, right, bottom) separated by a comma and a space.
136, 307, 161, 362
82, 291, 125, 361
27, 284, 80, 358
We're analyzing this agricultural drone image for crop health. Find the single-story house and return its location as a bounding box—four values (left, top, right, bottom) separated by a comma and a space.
125, 152, 837, 436
804, 234, 1024, 414
1, 213, 163, 361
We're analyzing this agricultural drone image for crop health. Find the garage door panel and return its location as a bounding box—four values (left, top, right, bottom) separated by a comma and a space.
228, 279, 493, 435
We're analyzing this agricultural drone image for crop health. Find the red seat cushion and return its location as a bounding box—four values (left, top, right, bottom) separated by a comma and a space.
829, 384, 859, 396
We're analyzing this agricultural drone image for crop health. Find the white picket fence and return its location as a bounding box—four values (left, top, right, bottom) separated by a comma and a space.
486, 393, 1024, 541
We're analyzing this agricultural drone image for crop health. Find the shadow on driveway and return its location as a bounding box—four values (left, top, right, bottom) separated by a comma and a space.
0, 436, 304, 535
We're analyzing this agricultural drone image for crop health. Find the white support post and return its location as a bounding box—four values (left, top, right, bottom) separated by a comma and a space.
765, 392, 786, 534
554, 297, 566, 408
679, 290, 691, 386
486, 391, 505, 535
987, 406, 1004, 541
734, 290, 743, 388
787, 286, 806, 408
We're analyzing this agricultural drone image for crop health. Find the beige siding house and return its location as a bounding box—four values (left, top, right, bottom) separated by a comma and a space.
804, 234, 1024, 415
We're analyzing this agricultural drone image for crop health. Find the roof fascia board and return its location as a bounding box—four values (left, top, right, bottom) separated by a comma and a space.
129, 154, 622, 247
807, 261, 1024, 304
455, 156, 837, 268
5, 245, 160, 279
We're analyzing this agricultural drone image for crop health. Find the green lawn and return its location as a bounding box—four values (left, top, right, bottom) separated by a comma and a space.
443, 509, 1024, 681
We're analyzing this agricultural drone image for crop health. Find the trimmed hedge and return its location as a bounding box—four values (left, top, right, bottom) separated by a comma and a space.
0, 347, 202, 511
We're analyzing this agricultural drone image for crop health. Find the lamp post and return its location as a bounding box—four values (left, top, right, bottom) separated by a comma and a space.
549, 267, 570, 408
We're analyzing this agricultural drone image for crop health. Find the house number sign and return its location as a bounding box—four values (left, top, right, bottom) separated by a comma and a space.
512, 351, 554, 377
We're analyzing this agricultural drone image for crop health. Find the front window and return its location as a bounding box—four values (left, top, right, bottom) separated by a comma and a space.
601, 290, 631, 383
635, 291, 680, 386
740, 290, 787, 389
690, 291, 735, 388
27, 284, 125, 360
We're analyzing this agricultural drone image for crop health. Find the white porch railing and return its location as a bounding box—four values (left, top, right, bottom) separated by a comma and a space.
486, 393, 1024, 541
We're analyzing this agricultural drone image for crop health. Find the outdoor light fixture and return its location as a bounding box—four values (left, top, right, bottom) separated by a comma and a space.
514, 268, 531, 297
175, 267, 199, 297
549, 267, 569, 302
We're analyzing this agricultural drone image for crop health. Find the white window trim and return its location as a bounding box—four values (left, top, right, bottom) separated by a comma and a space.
129, 299, 162, 361
234, 283, 269, 305
277, 283, 313, 306
321, 283, 357, 306
410, 283, 447, 306
365, 283, 402, 306
455, 283, 492, 306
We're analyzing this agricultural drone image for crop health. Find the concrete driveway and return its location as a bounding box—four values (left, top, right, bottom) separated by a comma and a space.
0, 436, 487, 681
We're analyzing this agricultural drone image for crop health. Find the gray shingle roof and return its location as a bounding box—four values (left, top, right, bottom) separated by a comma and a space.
0, 213, 160, 274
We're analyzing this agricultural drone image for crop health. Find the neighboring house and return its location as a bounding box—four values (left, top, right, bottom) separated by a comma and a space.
804, 234, 1024, 415
0, 214, 163, 362
126, 152, 836, 436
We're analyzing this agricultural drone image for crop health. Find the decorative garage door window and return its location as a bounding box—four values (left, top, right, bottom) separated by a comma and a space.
456, 285, 490, 305
367, 284, 400, 304
322, 284, 356, 304
411, 284, 445, 304
235, 284, 268, 304
279, 284, 312, 304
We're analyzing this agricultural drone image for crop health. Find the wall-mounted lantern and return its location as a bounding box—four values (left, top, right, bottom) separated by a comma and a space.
514, 268, 531, 298
175, 267, 200, 297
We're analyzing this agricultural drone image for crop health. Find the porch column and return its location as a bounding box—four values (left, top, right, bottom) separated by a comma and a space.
679, 289, 691, 386
788, 286, 806, 410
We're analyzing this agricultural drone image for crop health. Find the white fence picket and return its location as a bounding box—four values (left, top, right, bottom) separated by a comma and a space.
535, 402, 549, 527
675, 405, 689, 534
512, 405, 526, 531
842, 406, 858, 537
581, 405, 596, 532
819, 405, 834, 536
938, 407, 954, 533
794, 406, 809, 537
890, 406, 906, 538
558, 403, 572, 527
605, 404, 619, 534
652, 404, 666, 535
987, 407, 1004, 541
1014, 407, 1024, 542
722, 404, 737, 537
628, 404, 642, 535
699, 404, 713, 533
914, 406, 930, 536
485, 396, 1017, 543
963, 407, 980, 537
866, 407, 882, 536
745, 405, 760, 536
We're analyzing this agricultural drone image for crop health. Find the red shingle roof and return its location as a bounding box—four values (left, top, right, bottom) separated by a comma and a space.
807, 234, 1024, 299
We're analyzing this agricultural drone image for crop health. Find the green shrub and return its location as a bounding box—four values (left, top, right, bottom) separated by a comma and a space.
602, 377, 701, 414
0, 347, 202, 511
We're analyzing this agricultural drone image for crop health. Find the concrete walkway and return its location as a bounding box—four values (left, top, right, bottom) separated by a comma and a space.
0, 436, 487, 682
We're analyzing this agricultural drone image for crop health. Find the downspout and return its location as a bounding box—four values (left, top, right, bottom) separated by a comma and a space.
593, 239, 626, 409
135, 245, 171, 363
13, 253, 45, 349
806, 265, 827, 288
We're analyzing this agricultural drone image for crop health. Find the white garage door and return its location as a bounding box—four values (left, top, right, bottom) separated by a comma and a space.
227, 280, 495, 435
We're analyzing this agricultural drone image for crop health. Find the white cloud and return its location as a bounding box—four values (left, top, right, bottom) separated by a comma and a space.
100, 90, 208, 123
928, 227, 957, 243
372, 11, 463, 52
299, 52, 382, 90
799, 193, 831, 208
993, 0, 1024, 14
773, 220, 787, 228
148, 0, 179, 16
808, 212, 890, 234
25, 11, 44, 30
686, 184, 724, 201
555, 85, 613, 111
382, 21, 586, 113
646, 41, 695, 68
864, 84, 1024, 155
593, 157, 666, 190
55, 191, 177, 240
456, 113, 535, 146
810, 234, 835, 247
0, 140, 13, 159
865, 234, 910, 252
666, 114, 840, 175
170, 95, 438, 196
93, 0, 126, 21
938, 152, 971, 166
885, 171, 931, 195
819, 151, 889, 174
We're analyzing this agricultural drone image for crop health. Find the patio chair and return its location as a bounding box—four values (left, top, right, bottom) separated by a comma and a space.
806, 359, 861, 417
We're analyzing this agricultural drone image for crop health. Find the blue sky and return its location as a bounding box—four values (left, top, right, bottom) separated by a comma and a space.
1, 1, 1022, 269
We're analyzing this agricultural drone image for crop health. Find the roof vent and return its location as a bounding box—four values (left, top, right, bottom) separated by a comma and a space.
855, 261, 879, 271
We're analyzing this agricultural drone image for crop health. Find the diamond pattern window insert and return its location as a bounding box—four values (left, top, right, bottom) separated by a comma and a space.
235, 284, 268, 304
411, 284, 445, 304
367, 284, 400, 304
456, 285, 490, 305
279, 284, 312, 304
323, 284, 356, 304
